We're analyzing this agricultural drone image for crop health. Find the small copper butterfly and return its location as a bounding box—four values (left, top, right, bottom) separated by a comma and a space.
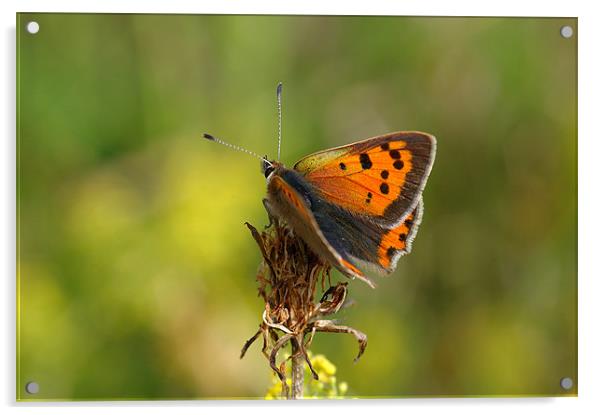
204, 83, 436, 287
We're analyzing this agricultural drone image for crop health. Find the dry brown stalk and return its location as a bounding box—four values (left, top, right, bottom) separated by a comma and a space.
240, 221, 367, 399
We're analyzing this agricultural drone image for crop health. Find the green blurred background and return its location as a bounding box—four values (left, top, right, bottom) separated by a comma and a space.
17, 14, 577, 400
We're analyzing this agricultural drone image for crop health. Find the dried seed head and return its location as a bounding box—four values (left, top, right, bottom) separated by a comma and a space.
241, 221, 367, 399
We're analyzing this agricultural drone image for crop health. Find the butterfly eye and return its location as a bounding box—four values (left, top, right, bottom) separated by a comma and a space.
261, 158, 275, 178
264, 165, 275, 178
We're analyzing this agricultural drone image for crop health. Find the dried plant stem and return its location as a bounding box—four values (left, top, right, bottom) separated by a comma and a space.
241, 221, 367, 399
290, 336, 304, 399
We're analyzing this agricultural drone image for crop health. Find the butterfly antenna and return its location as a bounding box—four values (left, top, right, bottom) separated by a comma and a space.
276, 82, 283, 161
202, 133, 271, 166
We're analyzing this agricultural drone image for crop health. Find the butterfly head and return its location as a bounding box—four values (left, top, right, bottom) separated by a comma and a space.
261, 158, 283, 180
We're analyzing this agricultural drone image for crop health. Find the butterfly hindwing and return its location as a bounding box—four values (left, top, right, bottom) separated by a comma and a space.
376, 197, 423, 271
312, 193, 424, 275
293, 132, 436, 228
311, 193, 424, 276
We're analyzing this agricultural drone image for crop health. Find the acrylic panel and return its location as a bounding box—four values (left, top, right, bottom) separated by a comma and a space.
16, 13, 577, 400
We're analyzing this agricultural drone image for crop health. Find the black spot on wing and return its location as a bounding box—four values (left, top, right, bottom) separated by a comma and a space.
350, 132, 435, 228
359, 153, 372, 170
389, 150, 401, 159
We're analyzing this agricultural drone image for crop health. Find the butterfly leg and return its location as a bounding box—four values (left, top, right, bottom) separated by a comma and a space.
311, 319, 367, 363
262, 198, 278, 229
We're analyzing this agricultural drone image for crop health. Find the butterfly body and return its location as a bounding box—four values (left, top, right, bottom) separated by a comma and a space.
263, 131, 436, 288
264, 166, 348, 275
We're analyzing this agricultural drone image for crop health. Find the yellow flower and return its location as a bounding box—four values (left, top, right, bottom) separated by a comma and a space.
264, 353, 349, 398
311, 354, 337, 376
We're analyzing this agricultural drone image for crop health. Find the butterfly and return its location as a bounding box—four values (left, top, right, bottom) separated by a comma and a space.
203, 84, 436, 288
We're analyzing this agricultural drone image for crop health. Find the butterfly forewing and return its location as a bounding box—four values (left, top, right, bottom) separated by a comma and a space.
293, 132, 436, 228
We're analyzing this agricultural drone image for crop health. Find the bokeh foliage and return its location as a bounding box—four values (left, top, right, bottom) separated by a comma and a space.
17, 14, 577, 400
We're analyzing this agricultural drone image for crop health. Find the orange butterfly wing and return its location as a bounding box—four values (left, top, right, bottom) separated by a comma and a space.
294, 132, 436, 227
376, 198, 423, 271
